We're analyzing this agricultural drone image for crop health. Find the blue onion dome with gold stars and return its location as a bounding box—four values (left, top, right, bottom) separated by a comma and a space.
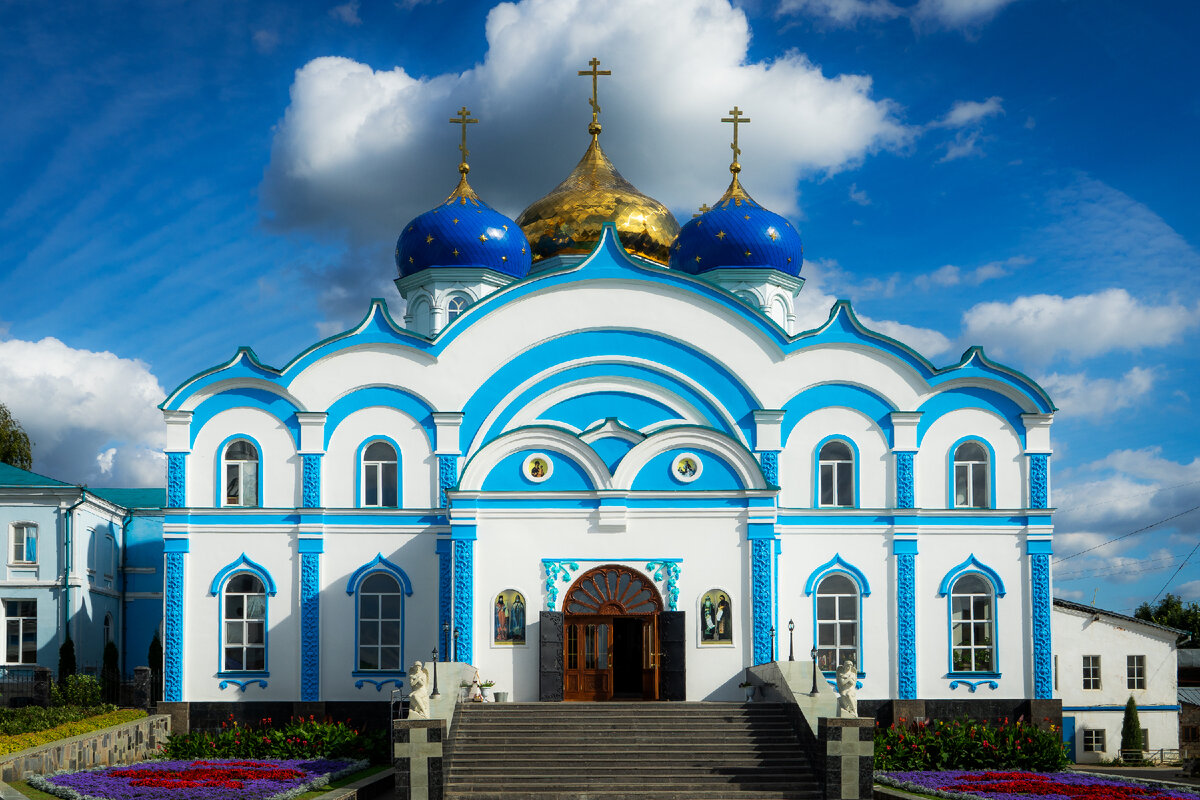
669, 106, 802, 277
396, 107, 531, 279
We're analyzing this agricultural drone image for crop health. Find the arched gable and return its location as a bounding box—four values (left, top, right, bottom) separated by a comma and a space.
458, 427, 613, 492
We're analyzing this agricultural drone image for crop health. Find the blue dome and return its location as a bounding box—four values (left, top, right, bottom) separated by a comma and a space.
396, 175, 531, 279
669, 178, 802, 277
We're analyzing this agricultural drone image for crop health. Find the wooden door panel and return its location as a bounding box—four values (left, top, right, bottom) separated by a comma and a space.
563, 617, 614, 701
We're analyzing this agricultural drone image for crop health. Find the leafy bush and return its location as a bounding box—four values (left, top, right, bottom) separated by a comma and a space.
0, 704, 117, 736
875, 717, 1070, 772
101, 641, 120, 704
161, 715, 388, 764
0, 708, 144, 755
57, 638, 76, 681
49, 674, 103, 708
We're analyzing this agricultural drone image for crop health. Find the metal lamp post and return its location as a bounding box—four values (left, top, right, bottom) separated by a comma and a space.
769, 626, 775, 663
442, 622, 450, 661
453, 628, 460, 663
809, 646, 820, 695
788, 619, 795, 661
430, 647, 441, 698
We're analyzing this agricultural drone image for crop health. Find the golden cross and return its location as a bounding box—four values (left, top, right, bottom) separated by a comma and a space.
578, 57, 611, 130
449, 106, 478, 169
721, 106, 751, 166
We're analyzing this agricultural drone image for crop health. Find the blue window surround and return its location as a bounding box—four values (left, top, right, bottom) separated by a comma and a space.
938, 554, 1005, 678
214, 433, 265, 508
355, 436, 402, 509
804, 554, 870, 676
210, 553, 276, 678
346, 554, 413, 677
812, 435, 860, 509
946, 436, 997, 510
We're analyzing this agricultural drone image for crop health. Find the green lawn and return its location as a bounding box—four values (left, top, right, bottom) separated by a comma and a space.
8, 779, 58, 800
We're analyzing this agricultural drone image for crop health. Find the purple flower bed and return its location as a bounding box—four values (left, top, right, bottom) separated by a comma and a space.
877, 770, 1200, 800
28, 757, 366, 800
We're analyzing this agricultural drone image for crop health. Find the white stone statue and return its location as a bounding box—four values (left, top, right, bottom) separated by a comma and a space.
836, 659, 858, 718
466, 668, 485, 702
407, 661, 431, 719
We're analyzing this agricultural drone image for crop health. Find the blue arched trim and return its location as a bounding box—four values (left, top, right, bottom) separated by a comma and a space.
190, 388, 300, 448
917, 388, 1027, 448
803, 554, 872, 597
781, 384, 896, 448
354, 436, 403, 509
946, 436, 997, 510
812, 435, 861, 509
346, 553, 414, 596
213, 433, 265, 508
937, 554, 1006, 598
324, 386, 436, 450
210, 553, 277, 596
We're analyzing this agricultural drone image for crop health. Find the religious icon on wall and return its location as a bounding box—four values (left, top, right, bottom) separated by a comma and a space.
494, 589, 527, 645
523, 453, 552, 482
700, 589, 732, 643
672, 452, 702, 482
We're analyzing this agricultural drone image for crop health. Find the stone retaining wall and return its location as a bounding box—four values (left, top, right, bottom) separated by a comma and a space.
0, 714, 171, 782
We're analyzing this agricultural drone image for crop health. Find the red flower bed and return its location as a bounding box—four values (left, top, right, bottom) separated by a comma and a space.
946, 772, 1182, 799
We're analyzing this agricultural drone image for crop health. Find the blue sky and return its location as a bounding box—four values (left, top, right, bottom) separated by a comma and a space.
0, 0, 1197, 613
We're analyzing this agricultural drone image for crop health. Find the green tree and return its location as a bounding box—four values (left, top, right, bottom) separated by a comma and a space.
1134, 593, 1200, 645
0, 402, 33, 470
1121, 696, 1144, 760
101, 641, 120, 704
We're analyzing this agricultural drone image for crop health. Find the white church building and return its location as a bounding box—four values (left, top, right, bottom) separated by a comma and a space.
156, 74, 1056, 721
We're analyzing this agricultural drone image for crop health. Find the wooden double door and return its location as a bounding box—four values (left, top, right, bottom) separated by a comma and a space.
564, 614, 660, 701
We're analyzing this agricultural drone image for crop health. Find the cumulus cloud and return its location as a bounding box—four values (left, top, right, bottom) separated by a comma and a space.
0, 337, 166, 487
961, 288, 1200, 365
931, 96, 1003, 128
1036, 367, 1156, 420
261, 0, 910, 323
913, 256, 1024, 290
776, 0, 902, 26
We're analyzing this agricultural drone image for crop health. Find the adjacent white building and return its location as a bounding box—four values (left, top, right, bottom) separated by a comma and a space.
1053, 598, 1182, 762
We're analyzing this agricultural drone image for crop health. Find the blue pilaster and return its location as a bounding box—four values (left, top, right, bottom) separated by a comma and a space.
299, 539, 322, 701
452, 527, 475, 663
749, 523, 775, 665
436, 539, 452, 655
894, 539, 917, 699
167, 453, 186, 509
301, 454, 322, 509
1029, 454, 1049, 509
759, 451, 779, 486
1029, 541, 1053, 699
164, 539, 188, 703
438, 455, 457, 508
895, 452, 915, 509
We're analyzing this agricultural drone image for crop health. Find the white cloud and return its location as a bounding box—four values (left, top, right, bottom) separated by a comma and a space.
0, 337, 165, 487
1036, 367, 1156, 420
261, 0, 910, 320
1178, 580, 1200, 602
848, 182, 871, 206
961, 288, 1200, 365
776, 0, 902, 26
252, 29, 280, 54
779, 0, 1017, 31
913, 256, 1022, 290
932, 96, 1003, 128
912, 0, 1019, 29
329, 1, 362, 25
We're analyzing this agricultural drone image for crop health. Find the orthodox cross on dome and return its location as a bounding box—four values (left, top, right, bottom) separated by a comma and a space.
578, 57, 611, 138
450, 106, 478, 175
721, 106, 750, 176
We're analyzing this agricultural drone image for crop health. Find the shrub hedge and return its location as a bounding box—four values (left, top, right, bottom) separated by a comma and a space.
161, 715, 388, 764
875, 717, 1070, 772
0, 708, 147, 755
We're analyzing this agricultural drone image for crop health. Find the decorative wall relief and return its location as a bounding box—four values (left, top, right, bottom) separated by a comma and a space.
1031, 552, 1052, 699
301, 454, 321, 509
645, 560, 681, 611
896, 552, 917, 699
1029, 453, 1049, 509
167, 453, 186, 509
300, 552, 320, 701
543, 560, 579, 611
453, 540, 473, 663
164, 552, 184, 703
895, 452, 915, 509
750, 539, 772, 665
759, 451, 779, 486
438, 455, 457, 508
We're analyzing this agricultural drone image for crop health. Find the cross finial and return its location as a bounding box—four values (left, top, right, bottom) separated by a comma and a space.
578, 57, 611, 138
693, 203, 711, 218
449, 106, 478, 175
721, 106, 751, 175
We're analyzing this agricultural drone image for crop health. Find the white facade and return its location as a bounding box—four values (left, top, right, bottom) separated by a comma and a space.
159, 227, 1057, 709
1053, 598, 1181, 762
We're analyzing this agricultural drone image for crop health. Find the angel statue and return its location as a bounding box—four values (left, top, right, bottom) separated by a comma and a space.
407, 660, 431, 719
836, 658, 858, 718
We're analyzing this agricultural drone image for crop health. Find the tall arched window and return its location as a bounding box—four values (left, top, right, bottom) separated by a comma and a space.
818, 440, 855, 508
223, 574, 266, 672
446, 295, 468, 323
358, 573, 403, 671
815, 574, 859, 672
361, 441, 398, 508
103, 613, 113, 644
953, 441, 989, 509
950, 573, 994, 673
223, 440, 260, 508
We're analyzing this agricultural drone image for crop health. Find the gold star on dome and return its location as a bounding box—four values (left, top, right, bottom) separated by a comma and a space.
674, 242, 681, 250
744, 250, 752, 258
408, 225, 414, 232
694, 255, 702, 263
521, 246, 526, 254
479, 233, 489, 242
502, 255, 508, 261
502, 224, 508, 231
767, 229, 779, 241
452, 248, 459, 257
453, 218, 459, 225
426, 234, 434, 244
744, 214, 750, 220
408, 256, 413, 263
787, 257, 793, 263
716, 231, 726, 240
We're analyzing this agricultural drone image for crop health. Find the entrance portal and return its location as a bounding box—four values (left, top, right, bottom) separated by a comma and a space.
562, 565, 661, 701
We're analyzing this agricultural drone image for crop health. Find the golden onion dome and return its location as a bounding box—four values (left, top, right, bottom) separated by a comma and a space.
516, 135, 680, 266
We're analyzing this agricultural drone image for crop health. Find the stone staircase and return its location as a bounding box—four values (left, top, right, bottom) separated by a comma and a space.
442, 701, 821, 799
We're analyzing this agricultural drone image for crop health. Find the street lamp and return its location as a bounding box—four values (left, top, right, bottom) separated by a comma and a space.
788, 619, 795, 661
809, 646, 820, 695
453, 628, 460, 663
442, 622, 450, 661
430, 647, 441, 698
769, 626, 775, 663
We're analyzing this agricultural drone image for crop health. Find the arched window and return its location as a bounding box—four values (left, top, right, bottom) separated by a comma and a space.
222, 573, 266, 672
103, 613, 113, 644
409, 299, 432, 335
950, 573, 994, 673
953, 441, 989, 509
446, 295, 469, 322
815, 574, 858, 673
361, 441, 398, 508
357, 573, 403, 672
818, 440, 855, 508
223, 440, 260, 508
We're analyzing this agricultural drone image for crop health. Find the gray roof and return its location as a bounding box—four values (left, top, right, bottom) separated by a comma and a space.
1180, 687, 1200, 707
1054, 597, 1188, 638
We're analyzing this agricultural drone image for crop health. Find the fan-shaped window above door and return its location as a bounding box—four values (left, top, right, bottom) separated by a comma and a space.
564, 565, 663, 615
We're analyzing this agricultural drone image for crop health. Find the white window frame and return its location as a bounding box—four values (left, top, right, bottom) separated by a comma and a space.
815, 573, 860, 673
356, 572, 404, 673
3, 599, 37, 664
104, 534, 116, 580
1083, 728, 1106, 752
9, 523, 37, 565
950, 574, 995, 673
221, 573, 267, 673
817, 440, 855, 508
953, 441, 990, 509
222, 439, 260, 508
1127, 654, 1145, 689
445, 294, 469, 323
103, 613, 113, 645
361, 441, 398, 508
1083, 654, 1101, 690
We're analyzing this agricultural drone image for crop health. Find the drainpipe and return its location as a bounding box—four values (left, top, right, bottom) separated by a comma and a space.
62, 489, 87, 656
120, 510, 132, 680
